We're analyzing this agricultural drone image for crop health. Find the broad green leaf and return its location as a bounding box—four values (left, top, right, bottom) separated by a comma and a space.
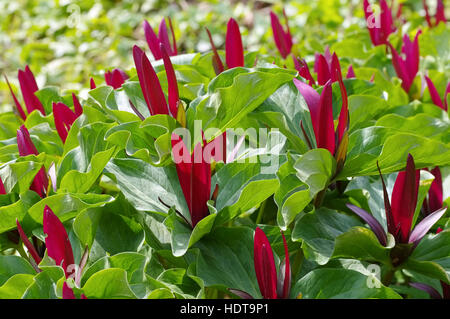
82, 268, 136, 299
292, 208, 361, 265
291, 268, 401, 299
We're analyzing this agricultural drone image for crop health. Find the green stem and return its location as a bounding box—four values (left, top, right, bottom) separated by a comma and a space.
382, 267, 396, 286
313, 189, 326, 208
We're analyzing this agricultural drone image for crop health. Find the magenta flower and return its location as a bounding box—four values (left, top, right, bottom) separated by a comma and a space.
424, 75, 449, 111
230, 227, 291, 299
424, 0, 446, 28
388, 30, 422, 93
171, 134, 212, 228
53, 94, 83, 143
143, 18, 177, 60
89, 77, 96, 90
17, 125, 49, 198
15, 206, 87, 299
294, 53, 349, 160
270, 9, 293, 59
133, 43, 181, 117
17, 66, 45, 116
104, 68, 128, 89
364, 0, 396, 46
347, 154, 447, 247
254, 228, 291, 299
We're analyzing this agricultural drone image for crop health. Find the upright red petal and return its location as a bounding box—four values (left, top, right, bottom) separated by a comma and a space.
316, 54, 331, 86
402, 31, 421, 86
18, 67, 45, 115
0, 177, 5, 194
160, 43, 180, 117
317, 81, 335, 155
388, 42, 412, 93
16, 219, 42, 265
43, 206, 75, 278
390, 154, 420, 243
423, 0, 433, 27
380, 0, 395, 43
190, 142, 211, 227
132, 45, 169, 115
436, 0, 446, 25
171, 134, 211, 227
4, 75, 27, 120
53, 102, 78, 143
17, 125, 48, 198
346, 65, 356, 79
171, 134, 192, 219
293, 78, 321, 137
425, 75, 444, 109
332, 54, 349, 144
89, 78, 96, 90
143, 20, 162, 60
270, 11, 291, 59
158, 19, 173, 57
254, 227, 278, 299
168, 17, 178, 56
364, 0, 382, 45
72, 93, 83, 117
293, 57, 315, 86
225, 18, 244, 69
206, 27, 225, 75
428, 167, 443, 214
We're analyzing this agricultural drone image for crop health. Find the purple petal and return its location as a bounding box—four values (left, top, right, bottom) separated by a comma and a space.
346, 204, 388, 246
408, 207, 447, 246
410, 282, 442, 299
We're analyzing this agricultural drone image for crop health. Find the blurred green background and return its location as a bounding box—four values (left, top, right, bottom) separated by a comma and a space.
0, 0, 447, 109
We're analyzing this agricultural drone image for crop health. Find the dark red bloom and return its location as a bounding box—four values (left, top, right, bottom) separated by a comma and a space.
254, 228, 291, 299
143, 18, 177, 60
225, 18, 244, 69
43, 205, 75, 278
171, 134, 211, 228
53, 98, 83, 143
388, 30, 422, 93
17, 66, 45, 115
347, 154, 447, 247
133, 44, 181, 117
270, 10, 293, 59
16, 125, 49, 198
294, 52, 348, 157
364, 0, 396, 46
104, 69, 128, 89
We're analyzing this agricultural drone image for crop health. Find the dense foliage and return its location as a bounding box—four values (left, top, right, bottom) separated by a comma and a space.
0, 0, 449, 299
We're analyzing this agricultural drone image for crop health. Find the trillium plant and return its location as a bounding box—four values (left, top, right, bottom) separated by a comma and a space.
0, 0, 449, 301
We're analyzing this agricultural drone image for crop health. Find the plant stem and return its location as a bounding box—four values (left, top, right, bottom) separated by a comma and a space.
313, 189, 326, 208
382, 267, 396, 286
